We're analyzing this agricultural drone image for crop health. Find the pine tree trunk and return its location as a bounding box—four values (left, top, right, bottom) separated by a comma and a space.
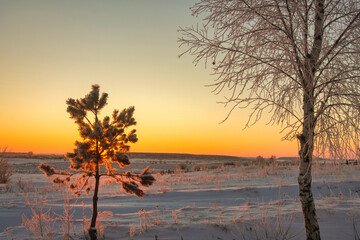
297, 86, 321, 240
89, 114, 101, 240
89, 173, 100, 240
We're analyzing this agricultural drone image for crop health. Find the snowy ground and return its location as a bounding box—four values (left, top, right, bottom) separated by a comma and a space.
0, 158, 359, 240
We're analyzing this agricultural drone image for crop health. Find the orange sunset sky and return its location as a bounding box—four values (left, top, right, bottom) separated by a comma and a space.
0, 1, 298, 157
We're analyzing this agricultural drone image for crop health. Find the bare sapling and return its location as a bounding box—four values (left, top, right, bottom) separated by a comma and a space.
56, 188, 77, 240
38, 84, 155, 240
22, 193, 56, 240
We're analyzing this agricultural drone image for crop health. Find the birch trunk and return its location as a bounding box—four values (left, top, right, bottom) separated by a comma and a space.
298, 91, 321, 240
297, 0, 324, 239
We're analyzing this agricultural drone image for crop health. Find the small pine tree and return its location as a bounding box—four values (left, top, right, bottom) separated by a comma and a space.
39, 84, 155, 240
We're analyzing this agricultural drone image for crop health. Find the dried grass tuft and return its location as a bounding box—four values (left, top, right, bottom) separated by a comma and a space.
0, 148, 13, 184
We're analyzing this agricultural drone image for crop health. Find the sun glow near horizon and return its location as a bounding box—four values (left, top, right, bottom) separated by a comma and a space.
2, 105, 298, 158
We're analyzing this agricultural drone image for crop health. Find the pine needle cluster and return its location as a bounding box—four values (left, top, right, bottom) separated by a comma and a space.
39, 84, 155, 197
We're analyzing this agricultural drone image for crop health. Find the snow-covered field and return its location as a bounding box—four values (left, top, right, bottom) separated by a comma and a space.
0, 158, 359, 240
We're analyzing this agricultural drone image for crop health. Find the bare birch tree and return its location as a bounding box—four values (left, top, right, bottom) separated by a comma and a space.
179, 1, 360, 239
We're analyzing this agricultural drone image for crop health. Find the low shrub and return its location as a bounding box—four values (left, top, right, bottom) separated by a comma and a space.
0, 158, 12, 184
176, 163, 188, 171
256, 156, 266, 166
207, 164, 220, 170
223, 162, 235, 167
191, 165, 201, 172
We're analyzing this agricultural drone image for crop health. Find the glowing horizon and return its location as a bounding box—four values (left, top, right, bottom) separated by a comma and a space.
0, 1, 299, 158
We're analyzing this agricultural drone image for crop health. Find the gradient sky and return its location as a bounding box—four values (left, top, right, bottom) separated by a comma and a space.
0, 0, 298, 157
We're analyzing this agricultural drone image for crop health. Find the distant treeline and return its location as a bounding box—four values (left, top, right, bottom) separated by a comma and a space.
127, 152, 253, 161
0, 151, 301, 162
0, 151, 252, 161
0, 152, 65, 159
